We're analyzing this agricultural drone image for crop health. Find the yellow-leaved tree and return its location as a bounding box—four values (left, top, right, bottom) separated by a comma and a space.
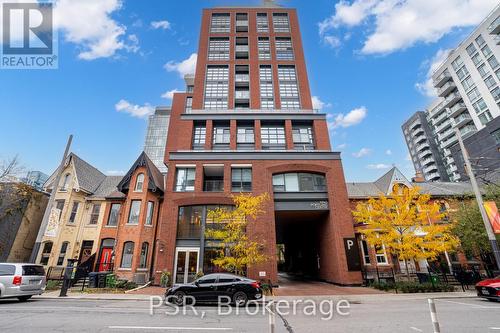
205, 193, 270, 276
352, 184, 459, 280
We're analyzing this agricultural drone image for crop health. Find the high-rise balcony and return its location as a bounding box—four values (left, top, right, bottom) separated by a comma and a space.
235, 74, 249, 83
488, 16, 500, 35
421, 156, 435, 166
453, 113, 472, 127
416, 142, 430, 152
236, 20, 249, 32
442, 92, 462, 108
409, 119, 421, 130
234, 90, 250, 101
415, 134, 427, 144
431, 108, 449, 125
411, 127, 424, 137
435, 119, 452, 133
440, 135, 458, 149
424, 164, 438, 174
235, 45, 249, 53
449, 102, 467, 117
427, 172, 440, 181
438, 127, 455, 141
418, 149, 432, 159
203, 179, 224, 192
438, 81, 456, 97
460, 125, 477, 138
434, 70, 452, 88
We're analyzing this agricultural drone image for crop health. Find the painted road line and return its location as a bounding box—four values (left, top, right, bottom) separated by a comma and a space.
109, 326, 233, 331
410, 327, 423, 332
489, 328, 500, 330
437, 299, 499, 309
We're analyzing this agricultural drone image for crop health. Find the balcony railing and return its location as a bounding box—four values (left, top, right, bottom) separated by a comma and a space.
449, 102, 467, 117
235, 45, 249, 52
203, 180, 224, 192
433, 70, 452, 87
453, 113, 472, 126
235, 90, 250, 99
443, 92, 462, 108
235, 74, 249, 82
438, 81, 456, 97
488, 16, 500, 35
423, 164, 438, 174
185, 108, 320, 114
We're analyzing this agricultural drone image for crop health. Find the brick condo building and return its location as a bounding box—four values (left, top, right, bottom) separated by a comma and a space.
144, 3, 363, 286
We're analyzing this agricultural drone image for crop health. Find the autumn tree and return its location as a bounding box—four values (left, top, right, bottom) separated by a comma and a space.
451, 185, 500, 265
205, 193, 270, 276
352, 185, 459, 280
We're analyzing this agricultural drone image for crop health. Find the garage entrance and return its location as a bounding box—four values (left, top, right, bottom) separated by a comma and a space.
275, 210, 328, 281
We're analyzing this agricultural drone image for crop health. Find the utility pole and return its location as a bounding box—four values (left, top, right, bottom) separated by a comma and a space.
455, 128, 500, 270
29, 135, 73, 263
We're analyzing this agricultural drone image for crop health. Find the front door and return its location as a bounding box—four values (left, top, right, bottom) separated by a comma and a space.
174, 248, 199, 284
79, 240, 94, 264
99, 248, 113, 272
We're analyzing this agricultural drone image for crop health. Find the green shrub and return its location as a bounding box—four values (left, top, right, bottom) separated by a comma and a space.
370, 281, 455, 293
370, 281, 395, 291
160, 271, 171, 288
45, 280, 61, 291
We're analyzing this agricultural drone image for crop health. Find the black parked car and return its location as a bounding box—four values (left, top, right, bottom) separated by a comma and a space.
165, 273, 262, 306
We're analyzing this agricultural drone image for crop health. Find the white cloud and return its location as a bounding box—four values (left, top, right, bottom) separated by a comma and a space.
352, 148, 372, 158
151, 20, 171, 30
161, 88, 181, 99
164, 53, 197, 78
106, 170, 125, 176
385, 149, 392, 155
319, 0, 498, 55
367, 163, 391, 170
329, 106, 367, 129
415, 48, 452, 97
336, 143, 347, 150
311, 96, 332, 110
53, 0, 137, 60
115, 99, 154, 118
323, 35, 341, 48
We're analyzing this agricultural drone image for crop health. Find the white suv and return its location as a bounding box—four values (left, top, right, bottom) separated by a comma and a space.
0, 263, 46, 301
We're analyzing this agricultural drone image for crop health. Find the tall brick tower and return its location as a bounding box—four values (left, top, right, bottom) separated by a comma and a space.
154, 3, 362, 286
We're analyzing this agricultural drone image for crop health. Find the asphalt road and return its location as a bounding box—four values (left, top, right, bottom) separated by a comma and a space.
0, 295, 499, 332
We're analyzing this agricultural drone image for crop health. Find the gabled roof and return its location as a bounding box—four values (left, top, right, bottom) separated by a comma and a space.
117, 152, 164, 194
89, 176, 123, 199
347, 166, 473, 199
44, 153, 106, 194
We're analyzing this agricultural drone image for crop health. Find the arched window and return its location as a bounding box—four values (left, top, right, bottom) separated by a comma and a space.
139, 242, 149, 268
40, 241, 53, 265
135, 173, 145, 192
120, 241, 135, 268
272, 172, 326, 192
61, 173, 71, 191
57, 242, 69, 266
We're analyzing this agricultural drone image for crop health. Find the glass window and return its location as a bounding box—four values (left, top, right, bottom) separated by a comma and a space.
127, 200, 141, 225
491, 86, 500, 102
57, 242, 69, 266
55, 200, 65, 221
275, 37, 294, 60
208, 37, 230, 61
278, 65, 300, 109
481, 45, 492, 58
461, 75, 475, 91
213, 126, 230, 146
473, 98, 488, 113
292, 126, 314, 149
145, 201, 154, 226
210, 13, 230, 33
237, 127, 254, 144
89, 203, 101, 225
484, 75, 497, 89
185, 96, 193, 113
193, 124, 206, 149
60, 173, 71, 191
175, 168, 196, 192
451, 56, 463, 71
204, 65, 229, 109
135, 173, 145, 192
231, 168, 252, 192
107, 203, 121, 226
375, 244, 388, 264
475, 34, 485, 47
272, 173, 326, 192
0, 264, 16, 276
258, 37, 271, 60
491, 129, 500, 144
68, 201, 79, 223
456, 66, 469, 80
467, 87, 480, 103
40, 241, 53, 265
478, 111, 492, 125
177, 206, 203, 239
466, 43, 477, 56
257, 13, 269, 32
477, 63, 489, 77
259, 65, 274, 109
272, 13, 289, 32
471, 53, 482, 66
261, 125, 285, 149
488, 56, 499, 70
139, 242, 149, 268
360, 239, 371, 265
120, 242, 134, 268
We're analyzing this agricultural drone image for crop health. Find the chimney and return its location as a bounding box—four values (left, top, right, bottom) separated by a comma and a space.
412, 170, 425, 183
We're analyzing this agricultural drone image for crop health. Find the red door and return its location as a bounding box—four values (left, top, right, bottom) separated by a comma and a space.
99, 248, 113, 272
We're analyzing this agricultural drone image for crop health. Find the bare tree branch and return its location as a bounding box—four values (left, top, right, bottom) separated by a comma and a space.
0, 155, 25, 182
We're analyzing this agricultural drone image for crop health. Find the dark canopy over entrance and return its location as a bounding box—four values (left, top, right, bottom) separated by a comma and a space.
275, 210, 328, 280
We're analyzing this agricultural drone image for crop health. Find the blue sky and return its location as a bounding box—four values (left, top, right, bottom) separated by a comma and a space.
1, 0, 498, 181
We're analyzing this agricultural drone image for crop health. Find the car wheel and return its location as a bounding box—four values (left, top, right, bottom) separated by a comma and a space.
173, 291, 186, 306
18, 296, 32, 302
487, 298, 498, 302
233, 291, 248, 307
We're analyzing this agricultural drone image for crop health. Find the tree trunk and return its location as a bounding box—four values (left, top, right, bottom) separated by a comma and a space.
404, 259, 411, 281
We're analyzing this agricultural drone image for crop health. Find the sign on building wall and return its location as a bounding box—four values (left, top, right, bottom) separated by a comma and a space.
44, 208, 61, 237
484, 201, 500, 234
343, 238, 361, 271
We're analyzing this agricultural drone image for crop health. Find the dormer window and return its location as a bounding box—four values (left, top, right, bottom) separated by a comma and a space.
135, 173, 145, 192
60, 173, 70, 191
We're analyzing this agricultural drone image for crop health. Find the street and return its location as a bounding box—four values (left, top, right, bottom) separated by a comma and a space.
0, 295, 499, 332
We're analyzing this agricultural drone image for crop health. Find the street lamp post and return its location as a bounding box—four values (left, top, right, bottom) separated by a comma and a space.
455, 128, 500, 271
